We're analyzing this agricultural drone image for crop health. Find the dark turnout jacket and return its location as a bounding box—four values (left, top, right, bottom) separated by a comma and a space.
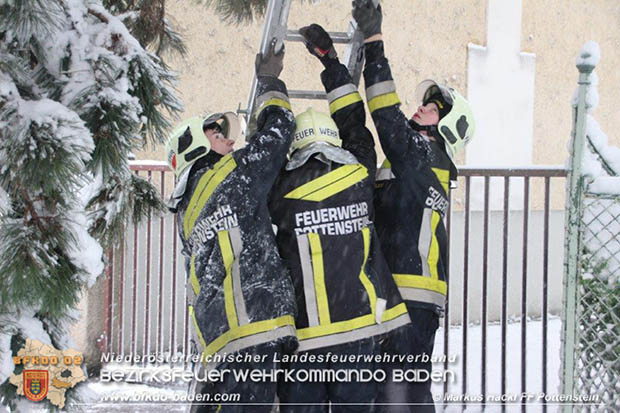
169, 76, 297, 367
363, 41, 454, 313
269, 63, 410, 352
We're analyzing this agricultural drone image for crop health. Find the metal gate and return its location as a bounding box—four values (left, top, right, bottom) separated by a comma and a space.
560, 42, 619, 413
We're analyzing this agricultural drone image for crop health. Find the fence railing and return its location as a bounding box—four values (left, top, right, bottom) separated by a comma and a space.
101, 162, 568, 410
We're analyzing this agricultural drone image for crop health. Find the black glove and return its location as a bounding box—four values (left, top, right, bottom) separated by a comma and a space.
352, 0, 382, 38
255, 38, 285, 78
299, 24, 338, 67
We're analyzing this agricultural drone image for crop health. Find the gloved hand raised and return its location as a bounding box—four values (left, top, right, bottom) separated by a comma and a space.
255, 38, 285, 78
352, 0, 382, 39
299, 24, 338, 65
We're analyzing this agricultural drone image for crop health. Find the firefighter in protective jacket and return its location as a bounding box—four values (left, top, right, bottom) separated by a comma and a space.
166, 40, 297, 412
268, 24, 410, 411
353, 1, 476, 411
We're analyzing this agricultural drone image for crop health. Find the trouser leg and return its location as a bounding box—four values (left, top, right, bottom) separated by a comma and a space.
376, 308, 439, 413
278, 350, 329, 413
328, 338, 379, 413
375, 327, 411, 413
406, 308, 439, 413
190, 342, 281, 413
279, 338, 379, 413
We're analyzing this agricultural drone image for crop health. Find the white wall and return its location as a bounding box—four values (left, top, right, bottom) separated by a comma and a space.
467, 0, 536, 210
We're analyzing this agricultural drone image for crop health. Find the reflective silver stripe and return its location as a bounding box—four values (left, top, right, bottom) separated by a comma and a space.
399, 287, 446, 307
375, 167, 395, 181
418, 208, 432, 277
297, 312, 411, 352
204, 325, 297, 370
297, 234, 320, 327
327, 84, 358, 104
256, 90, 289, 110
229, 227, 249, 326
375, 298, 387, 324
366, 80, 396, 101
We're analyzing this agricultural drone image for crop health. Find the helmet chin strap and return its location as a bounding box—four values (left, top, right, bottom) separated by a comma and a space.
408, 119, 439, 138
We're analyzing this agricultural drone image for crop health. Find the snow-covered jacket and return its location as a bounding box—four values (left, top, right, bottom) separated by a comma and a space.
170, 76, 297, 366
268, 63, 410, 352
363, 41, 454, 313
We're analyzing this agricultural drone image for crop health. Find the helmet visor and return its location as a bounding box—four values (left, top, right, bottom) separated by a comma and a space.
414, 80, 454, 106
203, 112, 240, 141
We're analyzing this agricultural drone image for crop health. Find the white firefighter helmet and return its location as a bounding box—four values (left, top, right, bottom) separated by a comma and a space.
414, 79, 476, 161
291, 108, 341, 153
165, 112, 240, 178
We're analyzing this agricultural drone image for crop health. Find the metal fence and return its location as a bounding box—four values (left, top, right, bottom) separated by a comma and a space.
443, 167, 567, 412
560, 45, 620, 413
100, 162, 568, 410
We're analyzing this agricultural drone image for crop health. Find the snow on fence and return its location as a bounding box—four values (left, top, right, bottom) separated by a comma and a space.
560, 42, 620, 413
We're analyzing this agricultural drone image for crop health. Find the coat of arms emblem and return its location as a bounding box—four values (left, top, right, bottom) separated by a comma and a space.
23, 370, 49, 402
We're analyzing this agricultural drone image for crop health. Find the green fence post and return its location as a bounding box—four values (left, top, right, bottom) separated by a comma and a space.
560, 48, 595, 411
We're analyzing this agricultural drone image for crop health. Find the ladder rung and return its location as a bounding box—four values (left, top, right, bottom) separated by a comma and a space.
288, 90, 327, 100
285, 29, 352, 44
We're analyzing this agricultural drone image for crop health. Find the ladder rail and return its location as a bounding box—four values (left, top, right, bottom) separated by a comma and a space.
243, 0, 293, 139
240, 0, 374, 139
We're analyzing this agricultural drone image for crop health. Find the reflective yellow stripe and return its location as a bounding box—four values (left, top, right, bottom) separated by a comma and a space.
218, 230, 238, 329
432, 167, 450, 194
368, 92, 401, 113
381, 302, 408, 323
298, 301, 409, 340
329, 92, 362, 115
428, 211, 441, 280
189, 305, 208, 356
358, 228, 377, 315
183, 155, 237, 239
298, 313, 375, 340
308, 233, 330, 325
393, 274, 447, 295
258, 98, 292, 116
284, 164, 368, 202
190, 255, 200, 296
204, 315, 295, 357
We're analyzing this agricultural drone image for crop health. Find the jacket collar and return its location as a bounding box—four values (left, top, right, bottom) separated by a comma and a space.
285, 142, 358, 171
167, 152, 225, 212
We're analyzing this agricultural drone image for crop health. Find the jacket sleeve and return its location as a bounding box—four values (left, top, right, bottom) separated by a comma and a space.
320, 63, 377, 179
237, 76, 295, 194
362, 41, 433, 179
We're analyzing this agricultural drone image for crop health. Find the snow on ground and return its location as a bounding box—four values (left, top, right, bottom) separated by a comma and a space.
80, 319, 564, 412
434, 318, 562, 413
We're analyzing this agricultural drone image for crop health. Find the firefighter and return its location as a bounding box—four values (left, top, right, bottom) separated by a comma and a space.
352, 1, 476, 411
268, 24, 410, 412
166, 39, 298, 413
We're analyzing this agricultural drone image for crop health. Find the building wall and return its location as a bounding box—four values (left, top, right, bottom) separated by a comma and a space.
139, 0, 619, 170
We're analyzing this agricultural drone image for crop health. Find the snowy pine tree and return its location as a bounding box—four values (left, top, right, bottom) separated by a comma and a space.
200, 0, 270, 23
0, 0, 183, 409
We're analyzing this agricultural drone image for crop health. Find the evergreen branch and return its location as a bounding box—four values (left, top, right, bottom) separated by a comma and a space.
127, 53, 183, 147
0, 0, 65, 45
0, 0, 184, 406
86, 171, 166, 248
0, 217, 83, 317
0, 53, 39, 100
87, 8, 110, 23
197, 0, 270, 24
152, 16, 187, 58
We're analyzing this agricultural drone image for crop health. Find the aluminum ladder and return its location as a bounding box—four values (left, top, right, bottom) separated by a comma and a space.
239, 0, 372, 138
